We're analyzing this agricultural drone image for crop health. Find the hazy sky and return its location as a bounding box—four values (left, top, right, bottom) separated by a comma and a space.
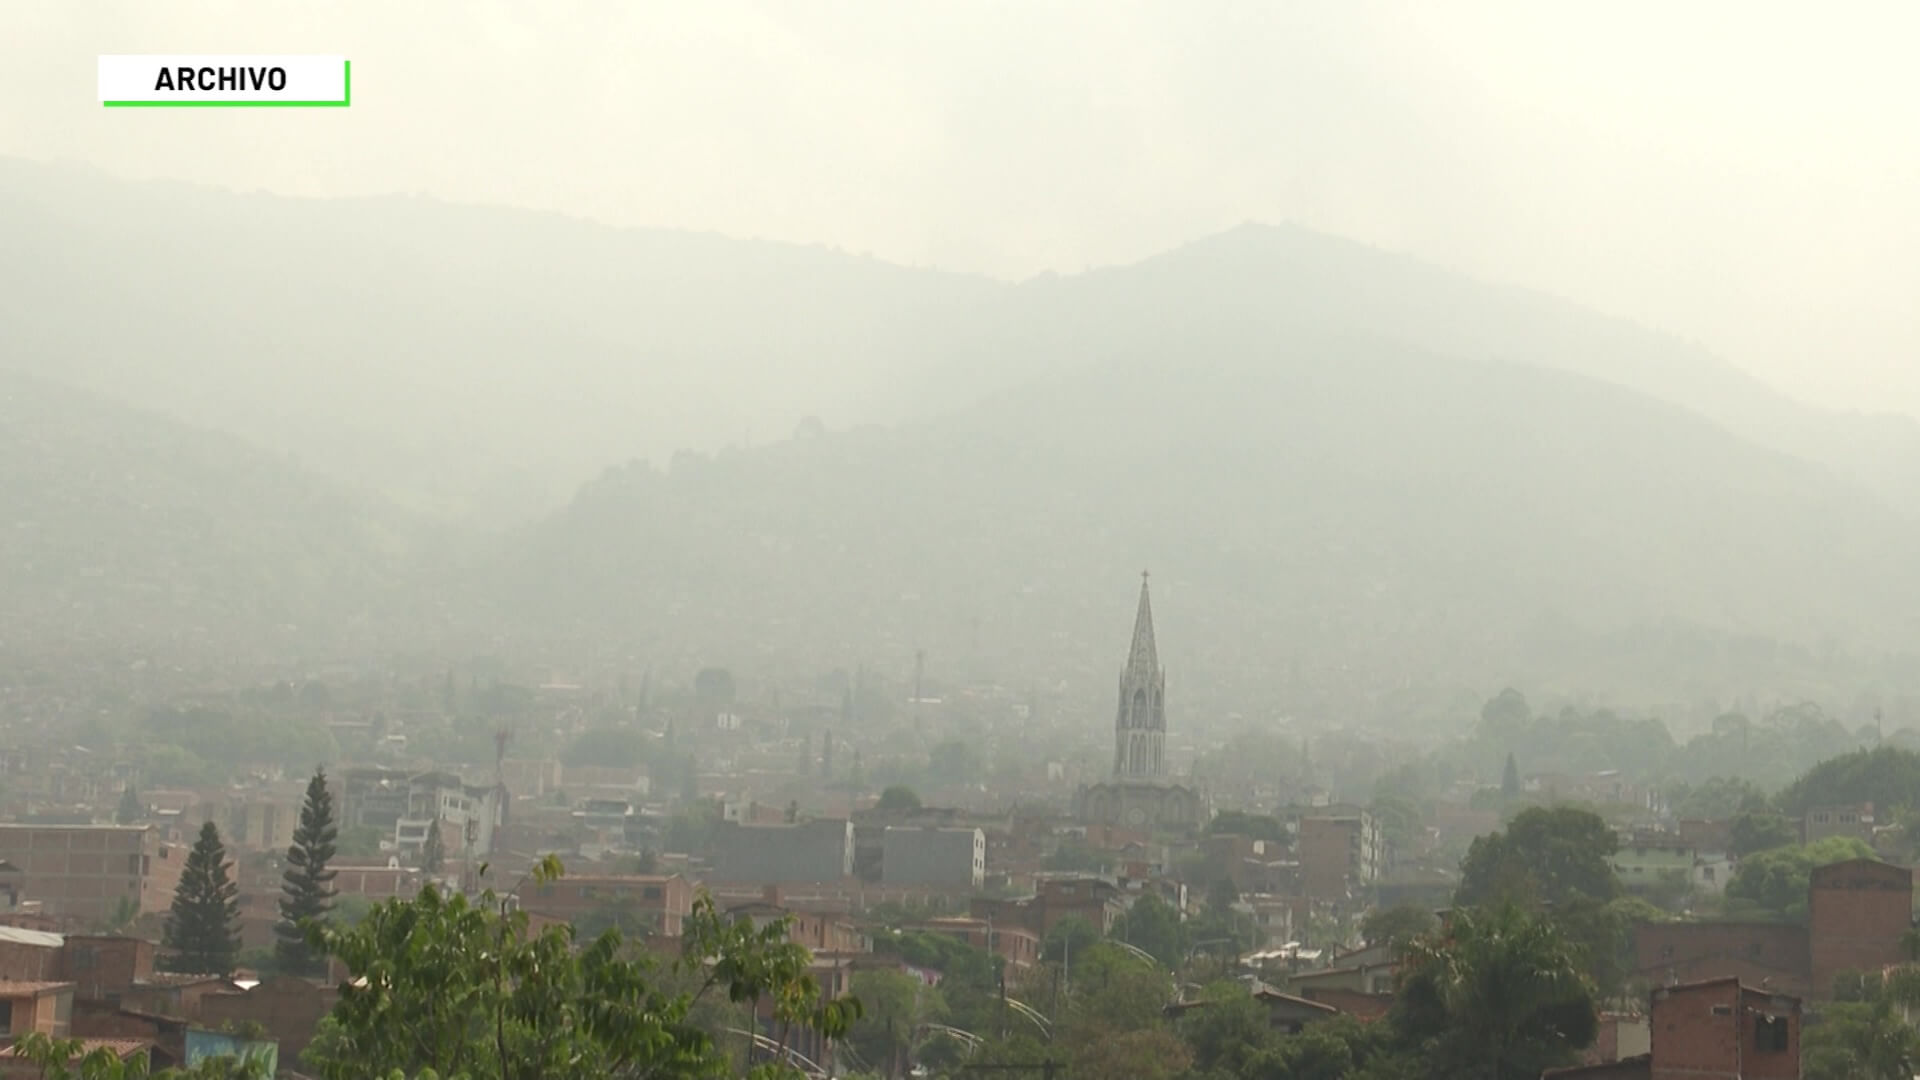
5, 2, 1917, 418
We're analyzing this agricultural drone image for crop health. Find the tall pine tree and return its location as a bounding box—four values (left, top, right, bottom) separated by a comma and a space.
164, 821, 240, 975
115, 784, 143, 825
419, 817, 446, 876
275, 767, 339, 975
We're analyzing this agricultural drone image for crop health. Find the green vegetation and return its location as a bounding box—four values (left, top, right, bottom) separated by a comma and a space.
1360, 904, 1439, 953
1456, 806, 1620, 910
304, 857, 857, 1079
1397, 904, 1598, 1080
163, 822, 241, 975
1803, 967, 1920, 1080
1723, 836, 1878, 919
274, 767, 339, 976
11, 1032, 266, 1079
1777, 746, 1920, 816
876, 785, 922, 812
419, 818, 446, 875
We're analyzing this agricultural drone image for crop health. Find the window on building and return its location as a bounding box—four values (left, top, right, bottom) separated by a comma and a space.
1755, 1015, 1790, 1053
1660, 944, 1674, 960
0, 999, 13, 1036
643, 887, 663, 900
1748, 942, 1764, 960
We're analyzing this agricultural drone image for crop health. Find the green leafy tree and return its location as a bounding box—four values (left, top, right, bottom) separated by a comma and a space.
876, 785, 922, 812
1175, 990, 1283, 1077
11, 1033, 268, 1079
163, 821, 240, 975
1112, 893, 1187, 968
845, 969, 945, 1077
419, 818, 446, 875
304, 857, 859, 1080
336, 825, 385, 857
1673, 776, 1771, 820
275, 767, 339, 976
1724, 836, 1877, 918
1042, 915, 1102, 968
1777, 746, 1920, 816
1361, 904, 1439, 954
1729, 811, 1798, 857
1396, 903, 1598, 1080
1455, 805, 1620, 910
1372, 794, 1422, 856
1477, 689, 1532, 745
1801, 999, 1920, 1080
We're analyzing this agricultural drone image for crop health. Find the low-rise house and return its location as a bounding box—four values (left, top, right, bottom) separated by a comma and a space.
1611, 845, 1731, 898
0, 979, 74, 1038
519, 874, 695, 938
881, 827, 985, 889
1544, 976, 1799, 1080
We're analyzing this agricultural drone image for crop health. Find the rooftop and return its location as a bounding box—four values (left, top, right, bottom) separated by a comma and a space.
0, 980, 76, 996
0, 926, 63, 948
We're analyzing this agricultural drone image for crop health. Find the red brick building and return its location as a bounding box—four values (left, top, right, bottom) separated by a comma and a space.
1807, 858, 1910, 993
0, 928, 62, 982
198, 975, 338, 1065
57, 935, 155, 1003
1546, 976, 1800, 1080
1633, 921, 1811, 999
519, 874, 694, 938
1634, 858, 1911, 1001
726, 891, 868, 956
969, 875, 1128, 938
911, 916, 1041, 971
0, 826, 186, 923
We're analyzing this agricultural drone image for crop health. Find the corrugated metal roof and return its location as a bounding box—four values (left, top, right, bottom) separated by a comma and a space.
0, 926, 63, 948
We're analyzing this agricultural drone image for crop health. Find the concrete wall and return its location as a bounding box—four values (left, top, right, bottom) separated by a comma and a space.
709, 820, 853, 885
881, 827, 984, 888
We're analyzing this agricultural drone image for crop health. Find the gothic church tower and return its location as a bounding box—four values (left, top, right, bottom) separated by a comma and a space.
1114, 571, 1167, 779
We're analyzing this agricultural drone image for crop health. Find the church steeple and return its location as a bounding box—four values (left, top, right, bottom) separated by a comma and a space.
1114, 571, 1168, 780
1126, 570, 1159, 682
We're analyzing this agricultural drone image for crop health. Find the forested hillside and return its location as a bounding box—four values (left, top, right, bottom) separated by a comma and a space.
0, 370, 437, 657
495, 334, 1920, 717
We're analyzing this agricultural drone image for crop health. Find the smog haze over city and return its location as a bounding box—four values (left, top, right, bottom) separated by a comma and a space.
4, 7, 1920, 1079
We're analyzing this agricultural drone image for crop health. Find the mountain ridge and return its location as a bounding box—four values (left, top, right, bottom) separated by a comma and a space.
6, 157, 1918, 527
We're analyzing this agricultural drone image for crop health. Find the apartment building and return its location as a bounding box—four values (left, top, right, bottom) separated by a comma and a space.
0, 826, 184, 923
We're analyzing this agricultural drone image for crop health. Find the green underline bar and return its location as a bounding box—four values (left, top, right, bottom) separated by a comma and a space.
104, 59, 350, 108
